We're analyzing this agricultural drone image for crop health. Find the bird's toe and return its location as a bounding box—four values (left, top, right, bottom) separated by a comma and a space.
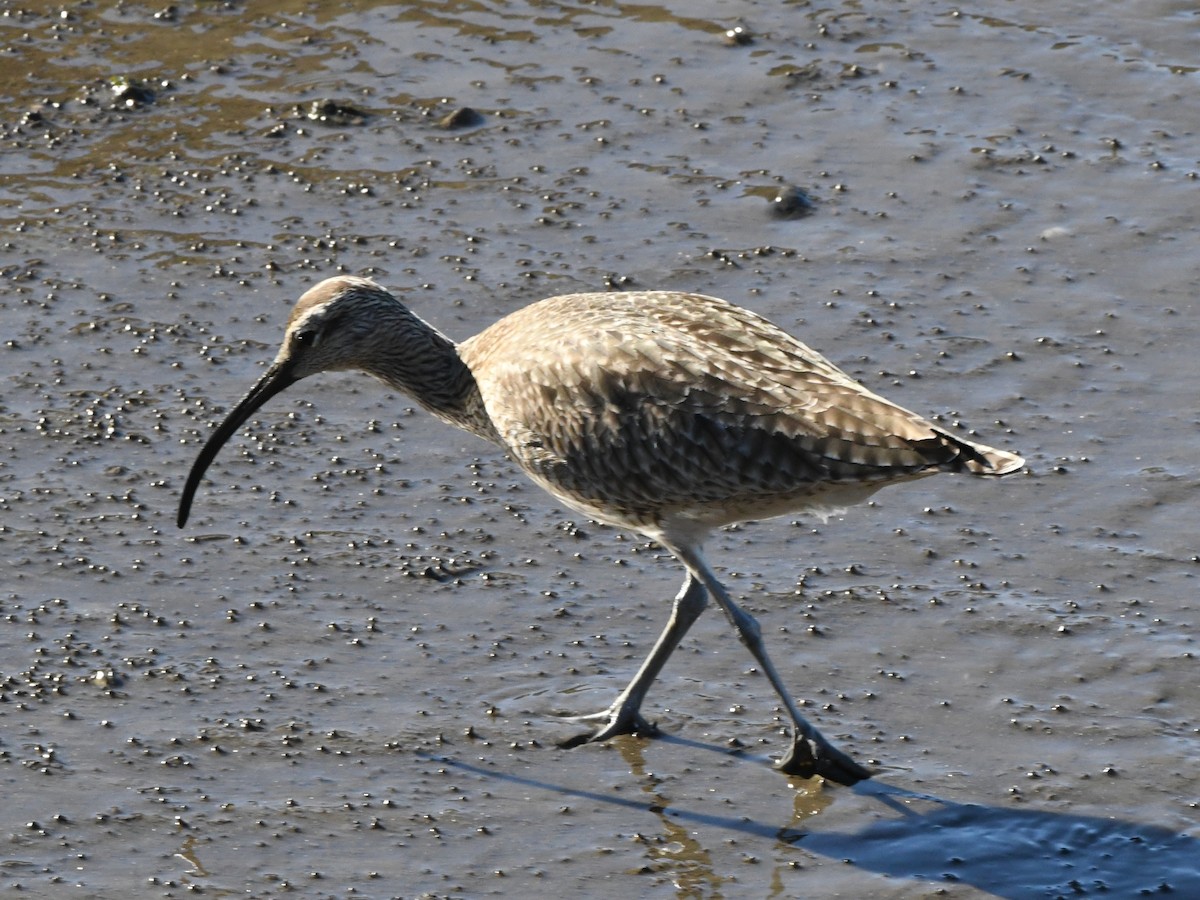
557, 707, 659, 749
776, 737, 873, 786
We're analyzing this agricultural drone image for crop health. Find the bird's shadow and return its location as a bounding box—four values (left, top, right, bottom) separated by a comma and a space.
801, 781, 1197, 897
422, 734, 1199, 897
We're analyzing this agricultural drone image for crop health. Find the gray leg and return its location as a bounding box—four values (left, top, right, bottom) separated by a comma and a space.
671, 543, 872, 785
560, 573, 708, 747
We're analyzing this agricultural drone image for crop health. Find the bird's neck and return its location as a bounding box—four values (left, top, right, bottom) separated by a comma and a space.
365, 312, 500, 444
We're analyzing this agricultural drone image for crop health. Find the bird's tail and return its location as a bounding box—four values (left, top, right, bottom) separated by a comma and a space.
939, 431, 1024, 476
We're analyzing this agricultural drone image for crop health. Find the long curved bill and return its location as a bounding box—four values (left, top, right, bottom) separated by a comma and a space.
177, 362, 297, 528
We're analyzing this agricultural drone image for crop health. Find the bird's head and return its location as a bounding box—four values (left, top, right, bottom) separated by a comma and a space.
273, 275, 398, 380
176, 275, 403, 528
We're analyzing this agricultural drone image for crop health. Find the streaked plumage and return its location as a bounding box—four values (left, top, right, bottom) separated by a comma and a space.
179, 275, 1023, 785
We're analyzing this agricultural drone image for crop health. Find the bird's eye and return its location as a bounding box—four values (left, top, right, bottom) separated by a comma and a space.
293, 328, 319, 348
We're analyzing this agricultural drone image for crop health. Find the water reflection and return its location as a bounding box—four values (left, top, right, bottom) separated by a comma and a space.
431, 746, 1200, 897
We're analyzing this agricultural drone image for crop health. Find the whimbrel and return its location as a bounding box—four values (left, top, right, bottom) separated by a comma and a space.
178, 276, 1023, 785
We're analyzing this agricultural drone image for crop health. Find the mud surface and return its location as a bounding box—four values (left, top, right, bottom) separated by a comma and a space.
1, 1, 1198, 897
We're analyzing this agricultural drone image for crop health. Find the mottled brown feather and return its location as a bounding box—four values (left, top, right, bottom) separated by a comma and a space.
457, 290, 1020, 537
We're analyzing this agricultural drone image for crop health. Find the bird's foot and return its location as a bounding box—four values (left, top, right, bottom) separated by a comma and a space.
557, 705, 659, 750
775, 733, 873, 786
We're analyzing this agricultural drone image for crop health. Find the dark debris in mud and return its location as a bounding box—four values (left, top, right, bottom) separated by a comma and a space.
0, 0, 1198, 896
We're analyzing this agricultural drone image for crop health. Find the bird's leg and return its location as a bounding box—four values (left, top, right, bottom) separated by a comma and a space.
559, 573, 708, 748
674, 545, 873, 786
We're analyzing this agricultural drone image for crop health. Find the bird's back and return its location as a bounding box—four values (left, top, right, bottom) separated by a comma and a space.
458, 291, 1021, 533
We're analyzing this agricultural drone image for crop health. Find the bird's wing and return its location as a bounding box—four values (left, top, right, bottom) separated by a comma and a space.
463, 293, 959, 515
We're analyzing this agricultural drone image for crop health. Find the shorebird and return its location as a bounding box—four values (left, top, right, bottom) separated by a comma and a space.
178, 276, 1023, 785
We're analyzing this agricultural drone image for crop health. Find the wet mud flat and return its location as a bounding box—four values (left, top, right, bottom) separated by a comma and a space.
1, 1, 1197, 896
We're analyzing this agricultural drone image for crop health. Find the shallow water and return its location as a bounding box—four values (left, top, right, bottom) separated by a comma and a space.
1, 1, 1197, 896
